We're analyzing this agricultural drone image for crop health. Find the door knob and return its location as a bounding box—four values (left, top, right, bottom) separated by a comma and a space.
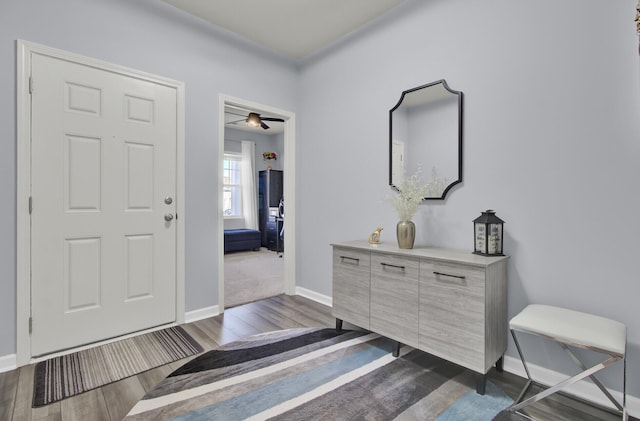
164, 213, 174, 222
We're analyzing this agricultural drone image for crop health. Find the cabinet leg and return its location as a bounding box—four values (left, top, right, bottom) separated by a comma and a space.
495, 356, 504, 373
335, 318, 343, 333
476, 374, 487, 395
392, 341, 402, 357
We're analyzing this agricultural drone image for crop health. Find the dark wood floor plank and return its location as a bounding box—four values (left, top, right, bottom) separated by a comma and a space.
11, 364, 41, 421
251, 297, 327, 329
249, 302, 308, 330
223, 302, 289, 332
214, 308, 264, 338
101, 376, 146, 421
136, 364, 176, 393
191, 315, 242, 346
0, 367, 19, 421
59, 389, 109, 421
1, 294, 635, 421
32, 404, 62, 421
168, 358, 193, 372
271, 294, 335, 326
32, 415, 61, 421
178, 323, 216, 352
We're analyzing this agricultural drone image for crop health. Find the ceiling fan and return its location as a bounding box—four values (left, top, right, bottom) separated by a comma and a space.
228, 111, 284, 130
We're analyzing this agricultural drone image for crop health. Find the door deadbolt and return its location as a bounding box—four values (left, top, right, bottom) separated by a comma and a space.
164, 197, 173, 205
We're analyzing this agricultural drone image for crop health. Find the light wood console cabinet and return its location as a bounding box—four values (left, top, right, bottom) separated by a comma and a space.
332, 247, 371, 330
332, 240, 509, 394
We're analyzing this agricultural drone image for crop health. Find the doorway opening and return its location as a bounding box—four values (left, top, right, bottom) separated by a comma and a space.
218, 95, 296, 311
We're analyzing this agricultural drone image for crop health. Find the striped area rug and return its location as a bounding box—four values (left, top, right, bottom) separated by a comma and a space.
125, 328, 513, 420
33, 326, 203, 407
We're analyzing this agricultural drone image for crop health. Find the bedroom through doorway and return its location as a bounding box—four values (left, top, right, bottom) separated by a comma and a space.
218, 96, 296, 310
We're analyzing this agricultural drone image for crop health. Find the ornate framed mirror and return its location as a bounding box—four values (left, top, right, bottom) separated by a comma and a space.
389, 79, 463, 200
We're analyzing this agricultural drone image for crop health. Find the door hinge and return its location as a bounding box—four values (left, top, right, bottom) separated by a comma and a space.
29, 196, 32, 215
29, 317, 32, 334
29, 76, 34, 94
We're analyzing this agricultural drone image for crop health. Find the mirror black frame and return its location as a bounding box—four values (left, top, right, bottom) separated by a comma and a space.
389, 79, 464, 200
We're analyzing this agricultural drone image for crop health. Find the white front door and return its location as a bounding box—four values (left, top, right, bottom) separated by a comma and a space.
30, 53, 178, 356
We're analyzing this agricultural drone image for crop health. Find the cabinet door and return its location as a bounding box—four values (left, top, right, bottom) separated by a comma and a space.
419, 260, 486, 372
268, 170, 283, 207
332, 247, 371, 329
266, 220, 278, 251
371, 253, 419, 347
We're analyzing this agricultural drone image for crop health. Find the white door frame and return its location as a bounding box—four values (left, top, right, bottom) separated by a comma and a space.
16, 40, 186, 366
218, 94, 296, 310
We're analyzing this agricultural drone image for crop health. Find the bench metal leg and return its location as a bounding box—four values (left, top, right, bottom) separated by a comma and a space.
335, 318, 343, 333
560, 343, 623, 412
624, 355, 628, 421
509, 329, 626, 419
511, 355, 621, 412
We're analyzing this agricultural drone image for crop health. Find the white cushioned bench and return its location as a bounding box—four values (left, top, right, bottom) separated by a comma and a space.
509, 304, 627, 420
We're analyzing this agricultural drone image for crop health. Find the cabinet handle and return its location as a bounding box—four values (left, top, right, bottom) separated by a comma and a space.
340, 256, 360, 264
381, 262, 405, 271
433, 271, 466, 280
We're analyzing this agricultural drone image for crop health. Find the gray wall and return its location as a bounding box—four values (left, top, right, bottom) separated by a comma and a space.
0, 0, 297, 356
224, 127, 285, 173
297, 0, 640, 396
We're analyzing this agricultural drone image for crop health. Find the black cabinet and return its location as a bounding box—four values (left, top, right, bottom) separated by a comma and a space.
258, 170, 283, 251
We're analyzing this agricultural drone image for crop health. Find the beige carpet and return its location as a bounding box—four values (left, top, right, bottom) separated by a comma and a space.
224, 248, 284, 308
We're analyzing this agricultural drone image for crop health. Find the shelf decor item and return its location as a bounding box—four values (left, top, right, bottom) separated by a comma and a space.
473, 210, 505, 256
263, 151, 277, 169
262, 151, 277, 161
368, 227, 383, 245
389, 168, 428, 249
396, 221, 415, 249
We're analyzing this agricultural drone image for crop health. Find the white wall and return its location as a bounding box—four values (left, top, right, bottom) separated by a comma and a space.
0, 0, 297, 357
297, 0, 640, 397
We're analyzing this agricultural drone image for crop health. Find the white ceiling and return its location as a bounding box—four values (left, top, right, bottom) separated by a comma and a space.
161, 0, 406, 60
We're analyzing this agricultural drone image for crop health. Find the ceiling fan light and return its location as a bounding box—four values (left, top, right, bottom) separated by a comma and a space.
246, 113, 261, 127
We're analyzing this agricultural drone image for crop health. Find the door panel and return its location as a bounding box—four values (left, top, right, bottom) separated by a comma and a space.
125, 142, 154, 209
30, 53, 177, 356
65, 134, 102, 211
65, 237, 101, 312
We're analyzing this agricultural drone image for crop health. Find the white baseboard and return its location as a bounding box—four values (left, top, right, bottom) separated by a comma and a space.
503, 355, 639, 417
185, 305, 220, 323
294, 287, 332, 307
0, 353, 17, 373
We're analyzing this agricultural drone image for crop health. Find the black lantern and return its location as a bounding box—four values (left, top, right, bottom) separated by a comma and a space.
473, 210, 505, 256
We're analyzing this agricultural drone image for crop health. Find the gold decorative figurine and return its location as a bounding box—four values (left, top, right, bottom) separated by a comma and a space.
368, 227, 383, 244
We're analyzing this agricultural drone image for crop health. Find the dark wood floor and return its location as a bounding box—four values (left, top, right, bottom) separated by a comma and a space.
0, 294, 632, 420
